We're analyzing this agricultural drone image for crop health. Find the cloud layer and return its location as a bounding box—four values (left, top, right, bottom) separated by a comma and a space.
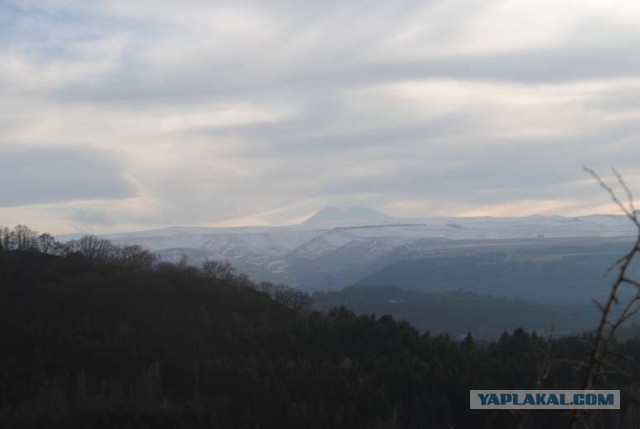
2, 0, 640, 233
0, 147, 135, 206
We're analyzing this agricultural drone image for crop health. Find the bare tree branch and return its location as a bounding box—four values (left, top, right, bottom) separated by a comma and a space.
569, 168, 640, 428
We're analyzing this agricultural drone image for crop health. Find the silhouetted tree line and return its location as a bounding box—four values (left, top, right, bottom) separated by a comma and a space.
0, 225, 63, 255
0, 226, 639, 428
0, 225, 306, 310
0, 225, 154, 268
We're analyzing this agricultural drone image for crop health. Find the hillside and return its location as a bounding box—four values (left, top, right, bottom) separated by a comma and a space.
355, 237, 638, 303
1, 229, 640, 428
312, 285, 598, 339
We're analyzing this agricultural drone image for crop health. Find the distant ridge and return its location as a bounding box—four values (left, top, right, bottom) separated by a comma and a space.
59, 211, 635, 291
333, 223, 424, 230
302, 206, 392, 226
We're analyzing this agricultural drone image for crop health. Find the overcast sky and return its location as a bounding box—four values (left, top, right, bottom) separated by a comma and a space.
2, 0, 640, 233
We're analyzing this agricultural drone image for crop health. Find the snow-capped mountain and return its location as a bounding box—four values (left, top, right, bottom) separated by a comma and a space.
77, 207, 636, 290
302, 206, 393, 227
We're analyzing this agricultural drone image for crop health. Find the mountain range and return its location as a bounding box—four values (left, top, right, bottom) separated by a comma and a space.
64, 207, 637, 302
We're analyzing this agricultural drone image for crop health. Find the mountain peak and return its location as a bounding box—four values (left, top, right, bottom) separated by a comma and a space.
302, 206, 391, 226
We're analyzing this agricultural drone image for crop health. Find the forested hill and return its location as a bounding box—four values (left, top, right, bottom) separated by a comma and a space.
312, 285, 598, 339
1, 227, 640, 428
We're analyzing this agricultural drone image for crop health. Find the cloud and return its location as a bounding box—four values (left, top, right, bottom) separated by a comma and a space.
1, 0, 640, 232
0, 147, 136, 207
71, 208, 115, 227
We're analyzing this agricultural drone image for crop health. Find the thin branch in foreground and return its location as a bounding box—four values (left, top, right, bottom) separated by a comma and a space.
612, 168, 636, 219
569, 168, 640, 429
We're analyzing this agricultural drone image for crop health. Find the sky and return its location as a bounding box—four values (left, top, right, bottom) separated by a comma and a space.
2, 0, 640, 234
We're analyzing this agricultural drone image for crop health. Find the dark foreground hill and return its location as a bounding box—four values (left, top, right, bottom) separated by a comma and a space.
312, 285, 598, 339
1, 248, 639, 428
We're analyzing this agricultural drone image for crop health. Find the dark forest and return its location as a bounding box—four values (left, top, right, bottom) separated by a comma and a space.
0, 225, 638, 428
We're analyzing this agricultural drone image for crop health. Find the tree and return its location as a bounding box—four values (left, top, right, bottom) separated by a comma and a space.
37, 233, 61, 255
13, 225, 39, 251
202, 259, 235, 282
0, 225, 40, 251
67, 235, 118, 265
118, 245, 155, 270
257, 282, 311, 313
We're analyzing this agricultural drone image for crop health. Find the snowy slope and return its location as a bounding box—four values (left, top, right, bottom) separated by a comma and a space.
67, 207, 636, 289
